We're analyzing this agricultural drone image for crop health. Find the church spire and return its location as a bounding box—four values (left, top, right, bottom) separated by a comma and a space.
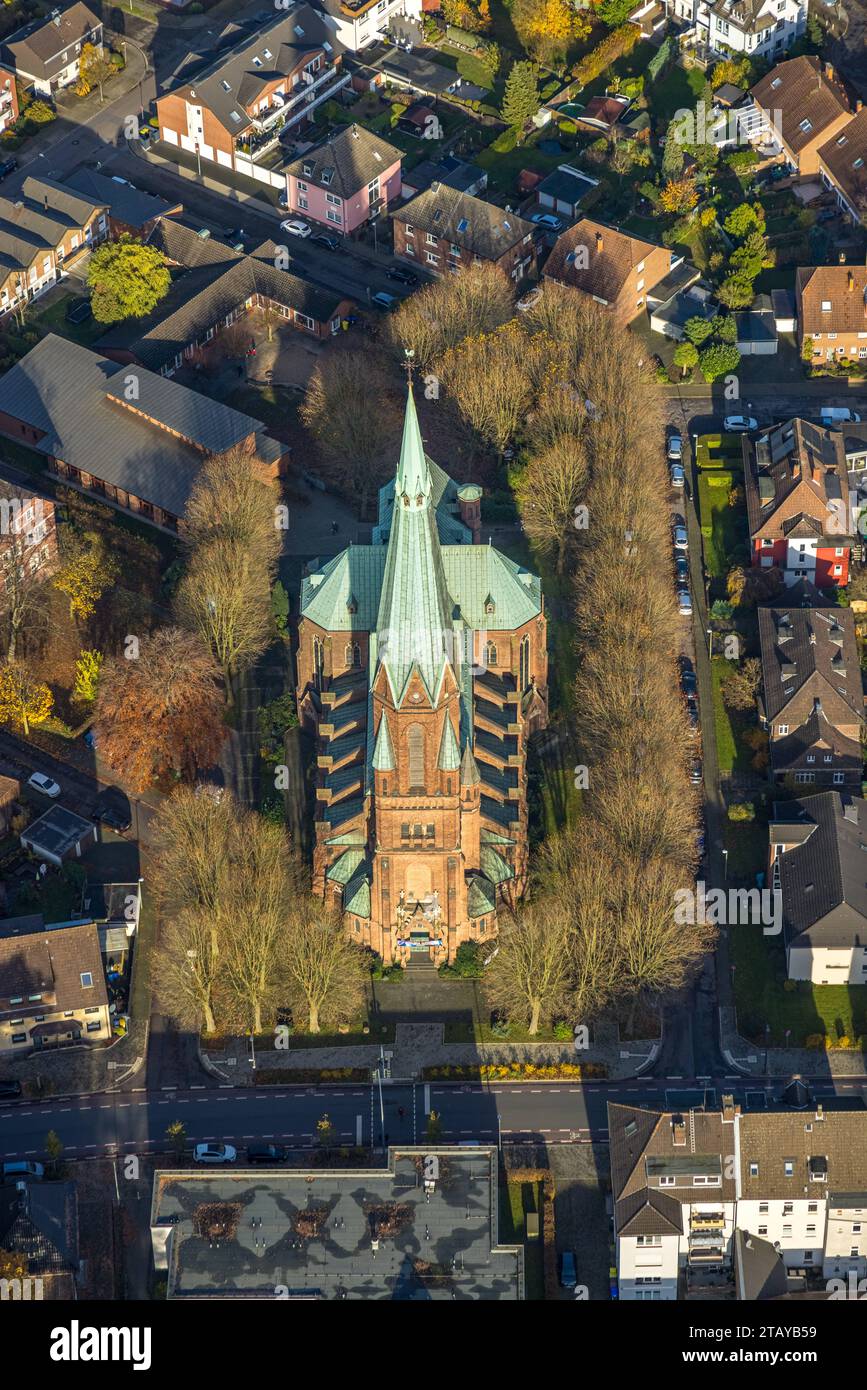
375, 381, 454, 705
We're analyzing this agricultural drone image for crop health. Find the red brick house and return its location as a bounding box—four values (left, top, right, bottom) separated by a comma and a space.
795, 263, 867, 363
544, 218, 674, 326
155, 5, 347, 176
743, 418, 853, 588
392, 182, 536, 281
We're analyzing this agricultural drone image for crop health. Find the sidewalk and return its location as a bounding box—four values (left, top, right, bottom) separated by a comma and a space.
720, 1006, 867, 1079
204, 1018, 659, 1083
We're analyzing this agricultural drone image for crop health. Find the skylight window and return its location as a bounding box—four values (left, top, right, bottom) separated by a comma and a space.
837, 134, 848, 145
855, 157, 865, 169
503, 219, 511, 229
221, 79, 231, 90
253, 56, 262, 66
294, 24, 304, 36
263, 47, 273, 58
324, 41, 333, 52
771, 77, 782, 89
799, 118, 813, 132
457, 217, 468, 232
230, 110, 241, 123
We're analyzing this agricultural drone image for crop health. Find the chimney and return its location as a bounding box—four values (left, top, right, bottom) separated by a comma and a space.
671, 1115, 686, 1146
825, 62, 834, 83
848, 270, 854, 292
858, 99, 864, 114
595, 230, 604, 254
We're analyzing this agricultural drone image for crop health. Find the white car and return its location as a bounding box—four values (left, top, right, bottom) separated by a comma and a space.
670, 462, 685, 489
667, 433, 683, 462
280, 218, 310, 238
193, 1143, 237, 1165
677, 589, 693, 616
530, 212, 563, 231
673, 523, 688, 551
723, 415, 757, 432
27, 772, 61, 798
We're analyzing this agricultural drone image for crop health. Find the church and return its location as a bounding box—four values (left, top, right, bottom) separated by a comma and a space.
296, 384, 548, 964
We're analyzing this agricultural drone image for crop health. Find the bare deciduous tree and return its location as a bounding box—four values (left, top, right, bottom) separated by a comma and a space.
282, 897, 366, 1034
391, 262, 514, 368
483, 903, 573, 1035
300, 351, 402, 518
514, 434, 588, 573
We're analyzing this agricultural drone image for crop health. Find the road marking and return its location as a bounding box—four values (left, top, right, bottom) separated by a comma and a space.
356, 1114, 363, 1145
424, 1084, 430, 1115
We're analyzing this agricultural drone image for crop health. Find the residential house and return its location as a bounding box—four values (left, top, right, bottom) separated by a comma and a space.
544, 218, 674, 327
151, 1147, 523, 1299
297, 386, 546, 963
155, 5, 348, 176
795, 264, 867, 364
817, 107, 867, 224
743, 417, 853, 587
96, 220, 354, 377
393, 183, 536, 282
0, 917, 110, 1053
574, 93, 630, 135
769, 791, 867, 982
61, 169, 182, 240
668, 0, 807, 60
0, 335, 287, 532
757, 586, 864, 787
0, 1178, 79, 1296
283, 123, 401, 233
747, 56, 854, 177
2, 3, 103, 98
610, 1097, 867, 1299
0, 174, 107, 316
318, 0, 424, 53
734, 293, 778, 355
0, 65, 19, 136
0, 468, 58, 600
401, 155, 487, 199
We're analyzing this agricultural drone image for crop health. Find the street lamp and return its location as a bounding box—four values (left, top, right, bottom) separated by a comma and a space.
707, 627, 713, 657
722, 847, 729, 879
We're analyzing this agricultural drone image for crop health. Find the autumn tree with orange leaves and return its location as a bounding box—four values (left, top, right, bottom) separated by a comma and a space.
659, 177, 699, 214
94, 627, 226, 792
512, 0, 588, 65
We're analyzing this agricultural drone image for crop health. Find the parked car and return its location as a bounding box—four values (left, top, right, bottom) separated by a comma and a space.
371, 291, 398, 311
723, 414, 757, 432
280, 218, 311, 238
673, 523, 688, 551
3, 1160, 44, 1180
94, 789, 132, 833
686, 694, 699, 730
670, 462, 685, 489
246, 1143, 288, 1164
0, 1080, 22, 1099
680, 668, 697, 697
385, 264, 418, 285
675, 555, 689, 584
530, 212, 563, 231
193, 1143, 237, 1165
690, 758, 703, 786
667, 432, 683, 462
559, 1251, 578, 1288
677, 588, 693, 616
0, 157, 18, 181
820, 407, 861, 425
27, 772, 61, 798
65, 296, 92, 325
312, 233, 340, 251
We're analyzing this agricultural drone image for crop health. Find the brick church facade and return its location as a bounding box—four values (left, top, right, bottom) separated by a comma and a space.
296, 386, 548, 964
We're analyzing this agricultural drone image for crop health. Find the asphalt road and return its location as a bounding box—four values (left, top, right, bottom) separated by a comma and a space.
2, 1075, 867, 1165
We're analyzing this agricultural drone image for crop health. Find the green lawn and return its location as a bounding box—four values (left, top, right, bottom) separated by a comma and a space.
731, 918, 867, 1047
30, 295, 103, 347
697, 472, 747, 581
474, 136, 566, 194
648, 63, 706, 127
711, 656, 742, 777
498, 1175, 545, 1300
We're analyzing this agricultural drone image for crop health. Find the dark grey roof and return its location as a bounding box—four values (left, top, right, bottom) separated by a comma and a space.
151, 1149, 523, 1300
734, 1230, 789, 1301
0, 1181, 79, 1274
535, 164, 598, 208
96, 223, 350, 373
757, 600, 862, 725
62, 168, 178, 229
770, 709, 863, 777
21, 804, 92, 857
175, 4, 336, 136
0, 175, 102, 271
3, 3, 100, 81
394, 184, 534, 259
0, 913, 45, 939
283, 123, 401, 199
0, 335, 279, 521
771, 791, 867, 949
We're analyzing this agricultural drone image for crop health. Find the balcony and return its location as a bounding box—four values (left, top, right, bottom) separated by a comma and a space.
688, 1246, 726, 1264
251, 66, 349, 133
690, 1212, 726, 1231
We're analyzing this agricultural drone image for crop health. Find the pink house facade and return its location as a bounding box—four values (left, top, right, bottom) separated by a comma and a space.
283, 122, 402, 235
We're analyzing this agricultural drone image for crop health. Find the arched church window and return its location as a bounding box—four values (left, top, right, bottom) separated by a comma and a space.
519, 635, 530, 692
313, 636, 324, 692
485, 641, 497, 668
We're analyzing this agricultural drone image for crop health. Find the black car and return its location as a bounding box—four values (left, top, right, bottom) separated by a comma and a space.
246, 1143, 288, 1164
0, 158, 17, 182
312, 233, 340, 251
65, 297, 92, 325
385, 265, 418, 286
0, 1079, 22, 1099
94, 790, 132, 833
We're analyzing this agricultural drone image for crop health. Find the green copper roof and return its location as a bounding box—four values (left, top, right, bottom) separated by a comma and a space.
344, 860, 371, 918
480, 845, 514, 885
460, 742, 481, 787
372, 713, 395, 771
480, 828, 515, 847
375, 387, 455, 706
438, 716, 461, 771
468, 874, 496, 917
326, 829, 367, 846
326, 847, 366, 884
